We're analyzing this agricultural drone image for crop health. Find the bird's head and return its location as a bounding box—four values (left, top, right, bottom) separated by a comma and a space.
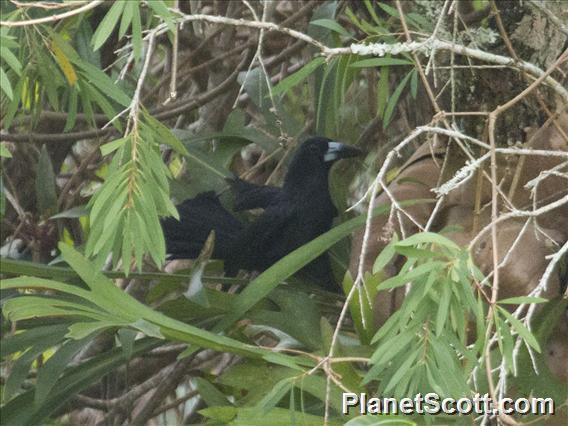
284, 136, 363, 188
294, 136, 362, 166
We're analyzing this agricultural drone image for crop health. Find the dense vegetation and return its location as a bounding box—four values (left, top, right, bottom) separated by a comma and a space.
1, 1, 566, 425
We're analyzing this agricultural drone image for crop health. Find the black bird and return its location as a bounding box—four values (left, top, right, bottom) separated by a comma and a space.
161, 136, 362, 290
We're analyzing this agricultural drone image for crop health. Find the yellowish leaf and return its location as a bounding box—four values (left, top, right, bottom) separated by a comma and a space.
50, 39, 77, 87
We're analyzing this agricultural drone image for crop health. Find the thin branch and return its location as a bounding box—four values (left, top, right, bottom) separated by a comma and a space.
0, 0, 104, 27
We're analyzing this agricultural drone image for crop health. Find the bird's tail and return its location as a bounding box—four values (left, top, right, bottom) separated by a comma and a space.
161, 192, 243, 260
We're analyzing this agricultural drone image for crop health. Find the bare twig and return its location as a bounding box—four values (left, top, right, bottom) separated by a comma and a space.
0, 0, 104, 27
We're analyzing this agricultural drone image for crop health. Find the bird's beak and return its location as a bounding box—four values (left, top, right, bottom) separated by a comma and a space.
324, 142, 363, 162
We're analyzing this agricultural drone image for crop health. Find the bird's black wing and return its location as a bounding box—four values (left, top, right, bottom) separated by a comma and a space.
162, 192, 243, 260
225, 201, 294, 274
227, 199, 337, 290
227, 177, 282, 211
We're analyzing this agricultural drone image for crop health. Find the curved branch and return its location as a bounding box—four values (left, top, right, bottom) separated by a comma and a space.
0, 0, 104, 27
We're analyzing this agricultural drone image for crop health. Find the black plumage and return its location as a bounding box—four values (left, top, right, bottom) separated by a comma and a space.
161, 136, 361, 290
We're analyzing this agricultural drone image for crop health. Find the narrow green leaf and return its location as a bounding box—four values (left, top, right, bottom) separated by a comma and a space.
377, 65, 389, 117
0, 67, 13, 99
92, 1, 126, 51
310, 18, 352, 38
272, 57, 325, 97
383, 350, 419, 394
410, 69, 418, 98
396, 231, 461, 250
1, 325, 68, 358
35, 337, 92, 405
131, 319, 164, 339
435, 279, 451, 336
372, 234, 398, 274
1, 46, 22, 75
371, 330, 415, 366
377, 261, 444, 290
498, 307, 541, 353
118, 0, 134, 39
383, 70, 412, 128
256, 378, 294, 414
117, 328, 137, 359
35, 145, 58, 217
194, 378, 231, 407
498, 296, 548, 305
4, 330, 67, 402
100, 137, 128, 156
77, 61, 130, 106
143, 112, 189, 155
130, 3, 142, 60
498, 315, 515, 373
64, 88, 78, 132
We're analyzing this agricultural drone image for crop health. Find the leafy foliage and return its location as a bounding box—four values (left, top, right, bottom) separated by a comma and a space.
1, 0, 565, 424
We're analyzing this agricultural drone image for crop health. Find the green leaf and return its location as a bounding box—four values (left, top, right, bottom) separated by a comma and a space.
376, 2, 400, 18
376, 65, 389, 117
435, 279, 451, 336
147, 0, 175, 32
100, 137, 128, 156
383, 70, 412, 128
76, 61, 130, 106
350, 58, 412, 67
50, 205, 88, 219
64, 88, 78, 132
0, 142, 12, 158
3, 329, 67, 402
498, 296, 548, 305
370, 330, 416, 365
497, 314, 515, 373
1, 339, 158, 426
372, 235, 398, 274
183, 143, 232, 179
1, 46, 22, 75
1, 325, 68, 358
410, 69, 418, 98
143, 112, 189, 155
498, 307, 541, 353
35, 145, 58, 217
249, 289, 323, 350
255, 378, 294, 414
57, 244, 311, 363
35, 336, 92, 404
117, 328, 137, 359
130, 2, 142, 60
0, 67, 13, 99
131, 319, 164, 339
396, 231, 460, 250
92, 1, 126, 51
195, 377, 231, 407
118, 0, 134, 39
310, 19, 352, 38
395, 246, 439, 259
86, 82, 121, 130
342, 271, 375, 345
271, 57, 326, 97
383, 349, 419, 394
377, 261, 444, 290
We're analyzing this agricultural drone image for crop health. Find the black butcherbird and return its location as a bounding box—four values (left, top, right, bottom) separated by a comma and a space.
161, 136, 362, 290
